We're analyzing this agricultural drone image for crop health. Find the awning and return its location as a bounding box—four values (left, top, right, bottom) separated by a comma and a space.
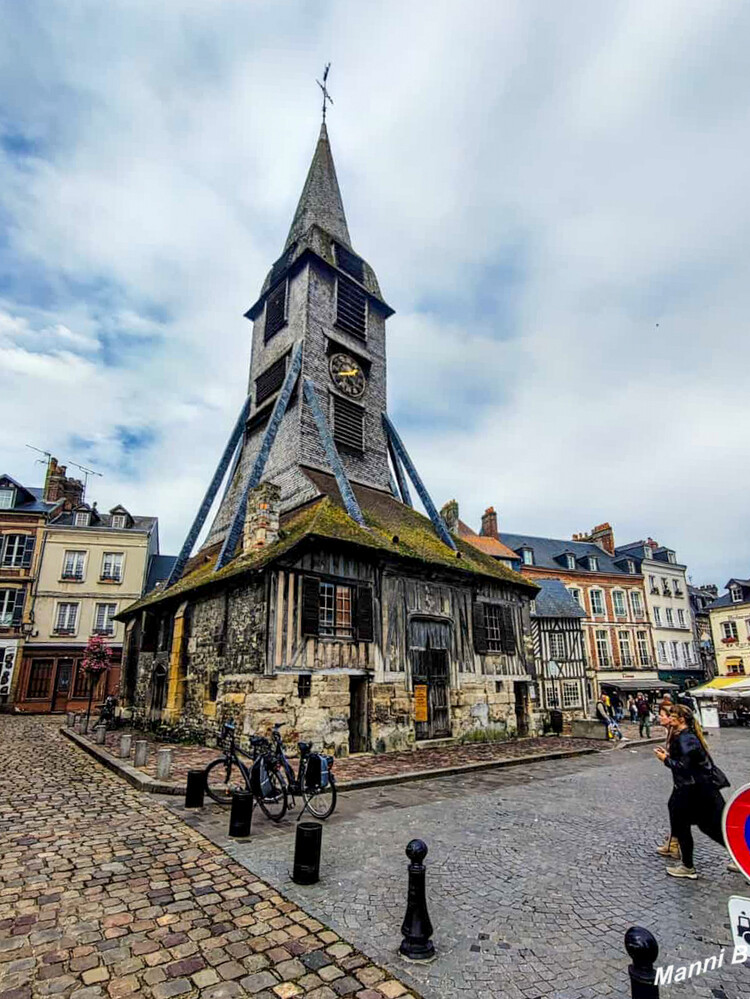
725, 657, 743, 666
599, 679, 678, 692
691, 676, 750, 697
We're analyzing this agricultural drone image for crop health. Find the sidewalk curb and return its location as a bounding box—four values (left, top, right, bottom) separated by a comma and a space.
61, 727, 183, 795
62, 726, 665, 796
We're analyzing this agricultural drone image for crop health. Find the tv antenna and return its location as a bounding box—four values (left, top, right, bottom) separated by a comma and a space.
66, 459, 103, 501
25, 444, 53, 473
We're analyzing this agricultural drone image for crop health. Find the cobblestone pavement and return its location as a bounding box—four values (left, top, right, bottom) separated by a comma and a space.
0, 717, 417, 999
85, 726, 633, 787
176, 730, 750, 999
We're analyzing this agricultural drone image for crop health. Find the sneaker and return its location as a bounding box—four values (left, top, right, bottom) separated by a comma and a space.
657, 840, 681, 858
666, 864, 698, 880
728, 861, 741, 873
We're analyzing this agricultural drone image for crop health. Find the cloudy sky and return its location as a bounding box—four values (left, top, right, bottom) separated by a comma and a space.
1, 0, 748, 585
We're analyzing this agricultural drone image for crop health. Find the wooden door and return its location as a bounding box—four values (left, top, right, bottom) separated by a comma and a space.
348, 676, 369, 753
51, 659, 73, 712
413, 647, 451, 740
514, 681, 529, 737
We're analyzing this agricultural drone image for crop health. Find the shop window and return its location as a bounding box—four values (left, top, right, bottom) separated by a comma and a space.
27, 660, 53, 699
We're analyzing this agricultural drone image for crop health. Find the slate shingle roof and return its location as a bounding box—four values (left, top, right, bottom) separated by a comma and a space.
500, 531, 634, 575
531, 578, 587, 619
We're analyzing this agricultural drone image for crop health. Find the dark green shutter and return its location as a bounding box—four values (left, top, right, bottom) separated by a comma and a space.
472, 601, 488, 654
21, 536, 35, 568
356, 585, 374, 642
301, 577, 320, 637
11, 590, 23, 627
500, 606, 516, 655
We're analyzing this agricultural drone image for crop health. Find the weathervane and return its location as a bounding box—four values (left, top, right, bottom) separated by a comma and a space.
317, 63, 333, 123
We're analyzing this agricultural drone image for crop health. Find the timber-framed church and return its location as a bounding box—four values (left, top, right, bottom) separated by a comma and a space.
118, 123, 541, 754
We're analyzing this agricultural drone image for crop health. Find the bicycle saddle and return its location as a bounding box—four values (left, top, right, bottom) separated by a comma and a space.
297, 741, 311, 757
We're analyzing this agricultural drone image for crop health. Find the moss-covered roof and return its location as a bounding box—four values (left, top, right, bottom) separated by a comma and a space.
119, 469, 537, 618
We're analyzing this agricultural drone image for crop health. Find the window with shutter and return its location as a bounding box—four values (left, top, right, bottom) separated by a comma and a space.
332, 395, 365, 452
472, 601, 488, 654
335, 244, 365, 283
1, 535, 27, 568
335, 276, 367, 339
264, 281, 287, 342
499, 606, 516, 655
356, 585, 374, 642
255, 354, 288, 406
22, 535, 35, 568
0, 589, 18, 627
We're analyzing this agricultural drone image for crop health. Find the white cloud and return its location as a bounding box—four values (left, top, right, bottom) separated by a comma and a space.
1, 0, 749, 587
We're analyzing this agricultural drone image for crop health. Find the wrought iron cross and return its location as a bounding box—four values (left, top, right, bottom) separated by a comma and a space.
317, 63, 333, 123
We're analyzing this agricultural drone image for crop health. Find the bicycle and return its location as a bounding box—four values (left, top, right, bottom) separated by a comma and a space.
204, 721, 288, 821
270, 723, 337, 820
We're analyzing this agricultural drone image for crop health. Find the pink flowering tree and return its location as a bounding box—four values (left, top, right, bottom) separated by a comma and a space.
82, 635, 113, 723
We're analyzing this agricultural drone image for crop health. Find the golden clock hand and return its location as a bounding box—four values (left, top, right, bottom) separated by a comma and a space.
339, 369, 359, 377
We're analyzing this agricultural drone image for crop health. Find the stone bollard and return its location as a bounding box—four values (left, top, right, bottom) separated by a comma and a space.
399, 839, 435, 962
228, 790, 253, 838
94, 725, 107, 745
156, 748, 172, 780
67, 711, 75, 728
120, 734, 132, 759
185, 769, 205, 808
292, 822, 322, 884
625, 926, 659, 999
80, 715, 89, 735
133, 740, 149, 768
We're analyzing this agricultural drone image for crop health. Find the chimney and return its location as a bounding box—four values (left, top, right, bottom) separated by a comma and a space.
573, 522, 615, 555
440, 499, 459, 536
244, 482, 281, 551
44, 457, 84, 510
480, 506, 498, 538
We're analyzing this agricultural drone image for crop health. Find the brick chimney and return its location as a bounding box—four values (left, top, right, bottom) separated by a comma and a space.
440, 499, 459, 536
244, 482, 281, 551
573, 522, 615, 555
480, 506, 498, 538
44, 457, 84, 510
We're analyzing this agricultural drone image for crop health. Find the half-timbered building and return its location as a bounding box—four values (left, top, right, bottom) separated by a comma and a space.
118, 124, 539, 754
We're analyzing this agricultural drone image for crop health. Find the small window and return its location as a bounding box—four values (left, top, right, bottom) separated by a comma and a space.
548, 632, 566, 659
546, 682, 560, 708
62, 551, 86, 581
722, 620, 739, 641
630, 590, 644, 617
636, 631, 650, 665
335, 276, 367, 339
94, 603, 117, 636
618, 630, 633, 666
75, 511, 91, 527
661, 578, 671, 595
665, 608, 674, 626
626, 560, 636, 574
649, 575, 658, 594
677, 609, 686, 627
264, 280, 287, 342
319, 581, 353, 638
55, 602, 79, 635
612, 591, 626, 617
332, 394, 365, 452
0, 488, 15, 509
298, 674, 312, 700
335, 244, 365, 282
590, 589, 605, 616
565, 554, 575, 570
111, 514, 127, 530
588, 556, 599, 571
730, 586, 743, 603
27, 660, 53, 699
521, 548, 534, 565
595, 630, 610, 667
101, 552, 124, 582
654, 607, 662, 625
255, 354, 288, 406
568, 587, 582, 607
482, 603, 516, 655
667, 551, 676, 564
562, 680, 582, 708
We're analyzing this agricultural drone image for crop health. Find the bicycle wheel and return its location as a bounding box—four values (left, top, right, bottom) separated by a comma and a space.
204, 758, 244, 805
302, 774, 337, 820
255, 765, 288, 822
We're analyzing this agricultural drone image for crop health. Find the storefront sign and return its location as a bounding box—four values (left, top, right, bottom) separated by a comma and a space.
414, 684, 428, 723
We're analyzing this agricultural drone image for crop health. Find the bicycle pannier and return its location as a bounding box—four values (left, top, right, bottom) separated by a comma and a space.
251, 757, 273, 798
305, 753, 329, 789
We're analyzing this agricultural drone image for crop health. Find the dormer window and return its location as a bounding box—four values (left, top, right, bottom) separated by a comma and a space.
520, 548, 534, 566
74, 511, 91, 527
667, 551, 676, 564
111, 515, 127, 530
626, 560, 635, 574
730, 586, 743, 604
565, 554, 575, 570
588, 556, 599, 571
0, 487, 15, 510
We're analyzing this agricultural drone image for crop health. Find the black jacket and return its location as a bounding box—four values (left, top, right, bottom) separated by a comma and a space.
664, 729, 713, 789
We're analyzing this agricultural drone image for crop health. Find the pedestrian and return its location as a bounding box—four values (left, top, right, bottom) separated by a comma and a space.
637, 695, 651, 738
654, 705, 731, 879
611, 692, 623, 722
655, 702, 680, 861
595, 694, 612, 738
628, 695, 637, 723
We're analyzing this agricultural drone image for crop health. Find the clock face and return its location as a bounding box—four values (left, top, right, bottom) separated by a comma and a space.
329, 353, 366, 398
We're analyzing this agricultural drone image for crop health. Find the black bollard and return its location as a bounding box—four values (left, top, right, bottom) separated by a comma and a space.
625, 926, 659, 999
292, 822, 322, 884
399, 839, 435, 961
185, 769, 205, 809
228, 789, 253, 837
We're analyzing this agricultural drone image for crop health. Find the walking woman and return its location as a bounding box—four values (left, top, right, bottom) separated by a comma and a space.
654, 705, 728, 879
655, 702, 680, 861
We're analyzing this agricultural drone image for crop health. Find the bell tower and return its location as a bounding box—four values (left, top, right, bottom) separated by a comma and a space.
205, 123, 394, 547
